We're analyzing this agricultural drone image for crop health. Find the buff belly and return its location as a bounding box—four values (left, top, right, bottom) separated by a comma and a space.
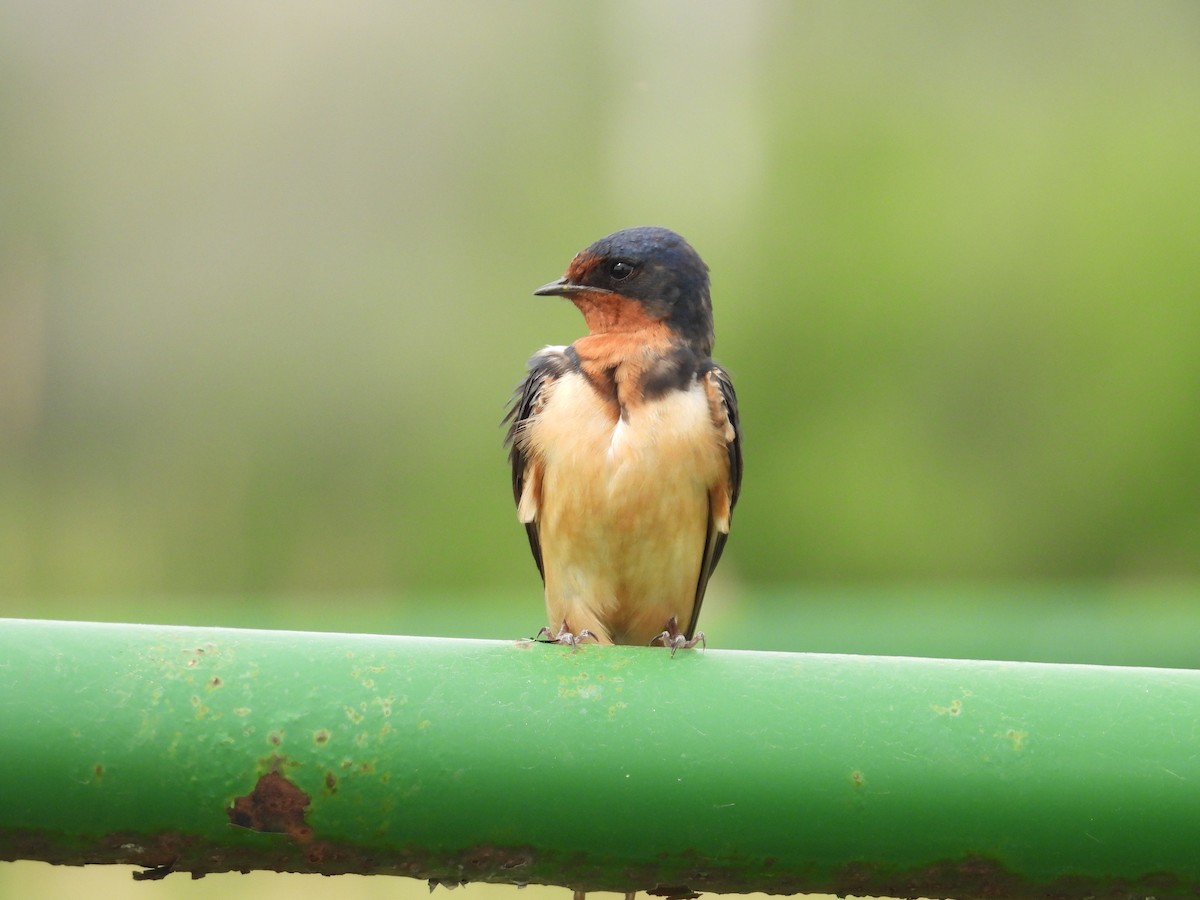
527, 373, 723, 644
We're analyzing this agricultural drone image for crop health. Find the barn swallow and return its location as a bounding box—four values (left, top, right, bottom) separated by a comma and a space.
504, 227, 742, 653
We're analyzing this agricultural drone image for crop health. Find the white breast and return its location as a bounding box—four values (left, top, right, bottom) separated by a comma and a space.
531, 373, 722, 501
525, 371, 724, 644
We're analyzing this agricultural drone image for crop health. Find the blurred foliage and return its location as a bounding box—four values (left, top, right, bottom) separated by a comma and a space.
1, 2, 1198, 619
0, 17, 1198, 900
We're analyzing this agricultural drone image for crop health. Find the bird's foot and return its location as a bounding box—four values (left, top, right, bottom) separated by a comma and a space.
535, 621, 597, 651
649, 615, 706, 656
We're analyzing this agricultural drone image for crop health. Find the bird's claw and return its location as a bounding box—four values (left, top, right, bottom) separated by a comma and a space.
535, 621, 597, 651
649, 615, 705, 656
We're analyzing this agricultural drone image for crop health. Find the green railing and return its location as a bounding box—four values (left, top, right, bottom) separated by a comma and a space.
2, 617, 1198, 898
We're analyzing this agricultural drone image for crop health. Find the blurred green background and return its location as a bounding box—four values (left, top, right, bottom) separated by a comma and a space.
2, 2, 1199, 898
3, 0, 1199, 666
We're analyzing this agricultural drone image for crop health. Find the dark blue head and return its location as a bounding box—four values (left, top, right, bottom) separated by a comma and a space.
534, 226, 715, 354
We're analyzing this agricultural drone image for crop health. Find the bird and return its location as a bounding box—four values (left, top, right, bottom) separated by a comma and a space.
504, 226, 742, 653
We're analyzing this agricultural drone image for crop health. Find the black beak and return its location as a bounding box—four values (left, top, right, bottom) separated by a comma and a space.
533, 277, 611, 297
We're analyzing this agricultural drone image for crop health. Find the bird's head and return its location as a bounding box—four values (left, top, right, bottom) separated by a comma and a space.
534, 226, 714, 355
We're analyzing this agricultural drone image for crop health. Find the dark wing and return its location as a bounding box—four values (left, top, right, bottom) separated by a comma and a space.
687, 362, 742, 638
710, 362, 743, 532
502, 347, 573, 582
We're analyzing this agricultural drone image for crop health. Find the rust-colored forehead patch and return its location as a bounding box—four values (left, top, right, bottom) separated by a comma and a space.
565, 250, 602, 284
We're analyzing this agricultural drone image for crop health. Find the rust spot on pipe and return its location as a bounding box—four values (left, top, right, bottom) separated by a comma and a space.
2, 823, 1196, 898
227, 771, 313, 843
646, 885, 699, 900
131, 861, 175, 881
932, 698, 964, 716
826, 853, 1194, 900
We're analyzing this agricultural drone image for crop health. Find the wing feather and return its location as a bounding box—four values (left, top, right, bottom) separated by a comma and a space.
503, 347, 574, 582
687, 363, 742, 638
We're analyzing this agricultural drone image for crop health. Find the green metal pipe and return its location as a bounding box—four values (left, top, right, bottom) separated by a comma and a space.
1, 617, 1198, 898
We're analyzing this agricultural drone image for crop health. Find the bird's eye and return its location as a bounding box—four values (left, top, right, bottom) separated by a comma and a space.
608, 260, 635, 281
